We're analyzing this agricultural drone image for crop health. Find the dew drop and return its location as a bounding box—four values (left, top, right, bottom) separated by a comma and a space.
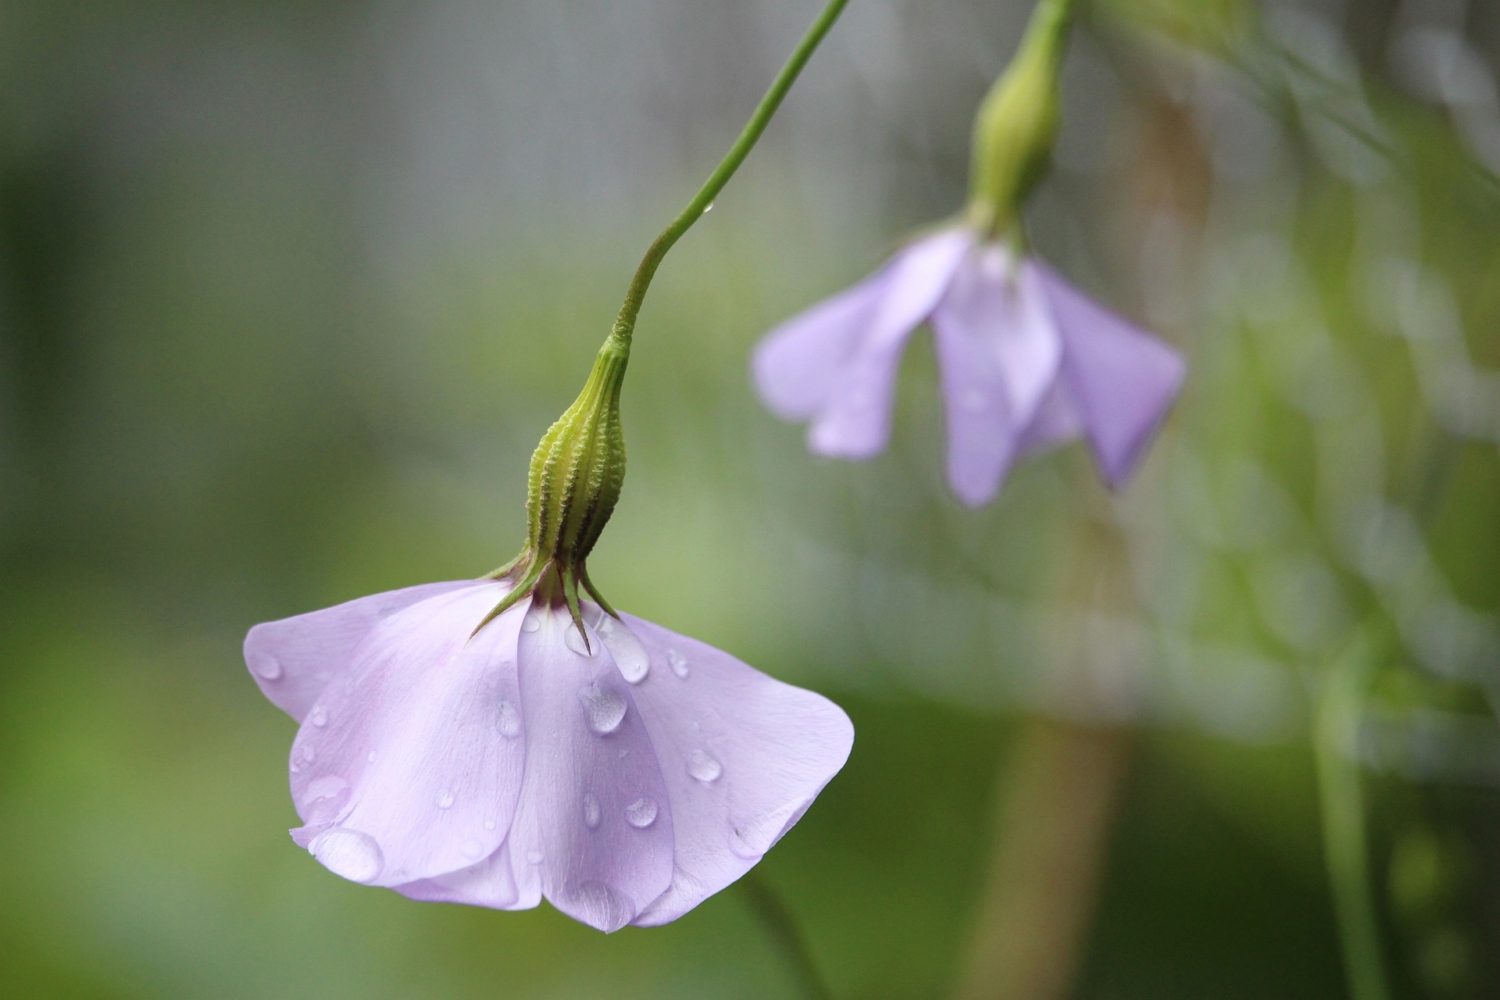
484, 819, 496, 831
252, 653, 283, 681
564, 624, 594, 657
687, 749, 723, 783
624, 797, 658, 829
526, 849, 543, 865
310, 828, 383, 884
667, 648, 690, 678
580, 684, 627, 735
310, 706, 328, 728
572, 880, 636, 933
289, 760, 301, 774
599, 619, 649, 684
521, 610, 541, 633
703, 201, 715, 213
582, 792, 602, 829
436, 789, 455, 809
461, 839, 484, 860
300, 744, 316, 764
496, 699, 522, 738
367, 750, 378, 763
302, 775, 348, 806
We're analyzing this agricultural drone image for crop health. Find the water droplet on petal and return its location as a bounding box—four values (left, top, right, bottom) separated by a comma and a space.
367, 750, 378, 763
599, 619, 649, 683
461, 839, 484, 860
310, 706, 328, 727
252, 654, 283, 681
564, 624, 594, 657
521, 610, 541, 633
484, 819, 496, 831
310, 828, 383, 884
582, 792, 601, 829
302, 775, 348, 805
496, 699, 521, 738
624, 797, 658, 829
687, 750, 722, 783
667, 648, 690, 678
526, 849, 543, 865
580, 684, 627, 735
436, 789, 455, 809
300, 745, 316, 764
572, 880, 636, 932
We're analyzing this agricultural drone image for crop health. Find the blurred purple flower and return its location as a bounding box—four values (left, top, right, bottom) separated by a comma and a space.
753, 228, 1186, 506
245, 580, 852, 932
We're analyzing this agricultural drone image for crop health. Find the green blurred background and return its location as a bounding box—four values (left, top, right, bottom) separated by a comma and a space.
2, 0, 1498, 997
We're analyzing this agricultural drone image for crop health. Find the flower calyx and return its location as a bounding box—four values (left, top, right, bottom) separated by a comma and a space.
475, 327, 630, 648
966, 0, 1076, 239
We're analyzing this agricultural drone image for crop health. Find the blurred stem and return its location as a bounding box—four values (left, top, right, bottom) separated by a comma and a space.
953, 715, 1131, 1000
1315, 629, 1391, 1000
740, 867, 834, 1000
609, 0, 850, 348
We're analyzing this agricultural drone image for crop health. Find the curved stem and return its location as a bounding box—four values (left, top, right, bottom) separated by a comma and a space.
610, 0, 851, 346
953, 715, 1131, 1000
1315, 628, 1392, 1000
739, 868, 834, 1000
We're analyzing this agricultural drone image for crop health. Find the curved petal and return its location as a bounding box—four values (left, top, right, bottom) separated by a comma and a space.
805, 228, 973, 458
504, 608, 675, 932
1035, 262, 1186, 487
1015, 376, 1085, 458
288, 582, 528, 890
752, 274, 890, 422
394, 835, 521, 908
608, 612, 853, 927
930, 249, 1062, 507
244, 580, 477, 723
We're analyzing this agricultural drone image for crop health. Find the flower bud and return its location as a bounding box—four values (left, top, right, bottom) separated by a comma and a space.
966, 0, 1075, 238
478, 328, 630, 642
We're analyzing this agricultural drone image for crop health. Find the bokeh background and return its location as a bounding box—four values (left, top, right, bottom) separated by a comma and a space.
2, 0, 1499, 996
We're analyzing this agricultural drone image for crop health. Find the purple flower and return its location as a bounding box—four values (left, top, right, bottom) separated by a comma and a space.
753, 227, 1186, 506
245, 579, 852, 932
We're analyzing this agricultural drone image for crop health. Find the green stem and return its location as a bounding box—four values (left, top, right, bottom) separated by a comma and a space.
739, 868, 834, 1000
609, 0, 851, 347
1314, 628, 1391, 1000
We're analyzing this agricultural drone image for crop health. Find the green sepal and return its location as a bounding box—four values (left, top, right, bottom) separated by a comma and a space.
474, 329, 630, 646
966, 0, 1076, 238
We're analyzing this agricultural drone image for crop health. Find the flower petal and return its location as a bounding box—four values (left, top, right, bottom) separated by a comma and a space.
394, 835, 521, 908
244, 580, 477, 723
930, 249, 1062, 506
752, 272, 889, 422
504, 608, 675, 932
1015, 376, 1085, 457
288, 582, 527, 889
806, 229, 973, 458
611, 612, 853, 927
1036, 263, 1186, 487
754, 228, 971, 459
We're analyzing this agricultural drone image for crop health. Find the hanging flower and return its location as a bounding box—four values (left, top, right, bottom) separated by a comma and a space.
243, 0, 864, 934
752, 230, 1185, 506
752, 0, 1184, 507
246, 579, 852, 931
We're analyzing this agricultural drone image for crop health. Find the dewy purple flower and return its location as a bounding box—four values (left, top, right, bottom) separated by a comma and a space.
246, 581, 852, 931
244, 0, 858, 934
752, 228, 1186, 506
